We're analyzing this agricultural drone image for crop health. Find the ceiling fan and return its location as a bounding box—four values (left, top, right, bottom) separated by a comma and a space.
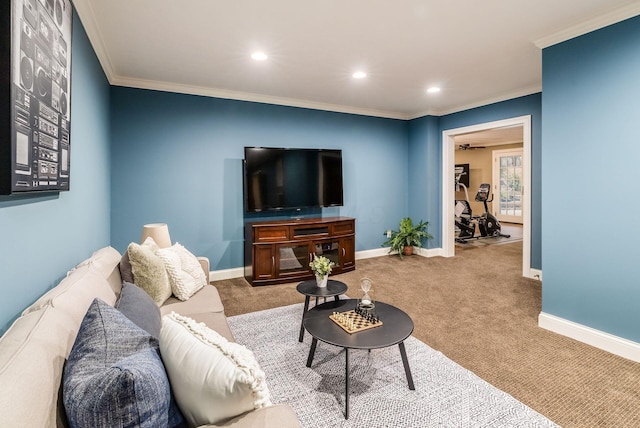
457, 143, 486, 151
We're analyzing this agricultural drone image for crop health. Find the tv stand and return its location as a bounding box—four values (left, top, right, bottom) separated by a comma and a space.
244, 217, 355, 286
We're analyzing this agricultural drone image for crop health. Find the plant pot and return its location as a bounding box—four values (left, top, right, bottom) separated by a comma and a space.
402, 246, 414, 256
316, 274, 328, 288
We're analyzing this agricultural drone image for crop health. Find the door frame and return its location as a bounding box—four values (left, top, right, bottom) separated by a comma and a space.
441, 115, 533, 278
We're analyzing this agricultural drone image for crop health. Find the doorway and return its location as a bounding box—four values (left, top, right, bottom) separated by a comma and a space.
442, 116, 533, 278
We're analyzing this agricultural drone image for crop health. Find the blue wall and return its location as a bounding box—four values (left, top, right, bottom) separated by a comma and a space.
407, 115, 441, 247
109, 90, 544, 273
0, 13, 111, 334
437, 94, 543, 269
12, 9, 637, 347
542, 16, 640, 342
110, 90, 409, 270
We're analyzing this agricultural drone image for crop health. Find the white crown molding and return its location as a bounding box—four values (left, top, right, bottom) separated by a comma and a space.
113, 75, 541, 121
411, 84, 542, 119
72, 0, 117, 84
111, 76, 410, 120
534, 2, 640, 49
539, 312, 640, 363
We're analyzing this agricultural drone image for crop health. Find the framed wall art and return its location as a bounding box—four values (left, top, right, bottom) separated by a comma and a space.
1, 0, 73, 194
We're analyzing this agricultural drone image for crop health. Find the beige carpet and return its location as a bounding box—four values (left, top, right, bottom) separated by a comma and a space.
214, 243, 640, 427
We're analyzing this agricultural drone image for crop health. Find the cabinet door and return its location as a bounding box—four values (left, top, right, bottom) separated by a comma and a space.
254, 245, 276, 280
276, 243, 312, 277
340, 236, 355, 270
312, 239, 341, 269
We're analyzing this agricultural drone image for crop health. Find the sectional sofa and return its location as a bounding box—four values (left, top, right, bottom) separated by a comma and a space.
0, 246, 300, 427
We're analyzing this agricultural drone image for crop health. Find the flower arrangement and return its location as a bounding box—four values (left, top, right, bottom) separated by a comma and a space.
309, 255, 335, 279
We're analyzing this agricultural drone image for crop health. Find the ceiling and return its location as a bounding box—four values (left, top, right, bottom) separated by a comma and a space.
72, 1, 640, 120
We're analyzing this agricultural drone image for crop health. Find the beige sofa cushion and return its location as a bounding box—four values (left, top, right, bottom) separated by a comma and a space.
0, 306, 77, 427
161, 284, 225, 315
47, 270, 120, 327
22, 257, 119, 320
22, 263, 86, 316
84, 246, 123, 295
55, 246, 123, 296
203, 404, 301, 427
161, 285, 232, 340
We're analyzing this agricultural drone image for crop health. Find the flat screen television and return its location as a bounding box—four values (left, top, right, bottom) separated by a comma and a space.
243, 147, 344, 212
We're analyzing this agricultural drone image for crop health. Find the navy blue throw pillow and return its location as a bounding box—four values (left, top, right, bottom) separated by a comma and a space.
63, 299, 183, 428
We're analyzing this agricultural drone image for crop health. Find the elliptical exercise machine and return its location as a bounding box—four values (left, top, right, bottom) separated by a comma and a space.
454, 167, 475, 241
455, 176, 510, 244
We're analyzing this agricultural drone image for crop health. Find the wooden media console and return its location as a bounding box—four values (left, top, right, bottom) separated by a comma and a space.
244, 217, 355, 286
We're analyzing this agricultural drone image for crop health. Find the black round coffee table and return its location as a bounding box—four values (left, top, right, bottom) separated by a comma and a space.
303, 299, 415, 419
296, 279, 348, 342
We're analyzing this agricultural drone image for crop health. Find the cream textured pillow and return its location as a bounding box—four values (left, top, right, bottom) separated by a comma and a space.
127, 238, 172, 306
160, 312, 271, 427
156, 243, 206, 301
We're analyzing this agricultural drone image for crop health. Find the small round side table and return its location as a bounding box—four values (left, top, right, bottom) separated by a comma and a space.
296, 279, 348, 342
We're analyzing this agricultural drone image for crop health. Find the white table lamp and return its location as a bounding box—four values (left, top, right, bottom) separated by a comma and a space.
141, 223, 172, 248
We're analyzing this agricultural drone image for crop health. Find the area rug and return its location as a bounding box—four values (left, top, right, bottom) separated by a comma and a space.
228, 303, 558, 428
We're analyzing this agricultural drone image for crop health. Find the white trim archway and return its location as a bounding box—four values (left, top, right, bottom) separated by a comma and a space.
441, 115, 534, 278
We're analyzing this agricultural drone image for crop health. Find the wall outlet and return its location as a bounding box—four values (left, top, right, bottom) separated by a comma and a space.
386, 230, 392, 238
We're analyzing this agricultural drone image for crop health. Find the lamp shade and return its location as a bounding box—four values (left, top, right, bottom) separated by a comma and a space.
141, 223, 172, 248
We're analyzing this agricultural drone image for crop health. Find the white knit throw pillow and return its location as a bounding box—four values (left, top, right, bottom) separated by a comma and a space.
160, 312, 272, 426
156, 243, 206, 301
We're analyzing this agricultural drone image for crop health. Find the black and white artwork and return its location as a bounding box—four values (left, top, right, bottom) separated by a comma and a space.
4, 0, 73, 193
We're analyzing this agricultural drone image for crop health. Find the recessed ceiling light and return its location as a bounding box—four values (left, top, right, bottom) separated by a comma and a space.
427, 87, 441, 93
251, 51, 268, 61
352, 71, 367, 79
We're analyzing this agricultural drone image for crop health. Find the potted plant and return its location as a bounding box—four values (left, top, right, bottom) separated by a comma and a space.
309, 255, 335, 288
382, 217, 433, 259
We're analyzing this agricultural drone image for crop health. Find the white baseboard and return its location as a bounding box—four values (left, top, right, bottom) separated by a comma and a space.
356, 248, 390, 259
538, 312, 640, 363
416, 247, 445, 258
372, 246, 445, 259
209, 267, 244, 282
526, 268, 542, 281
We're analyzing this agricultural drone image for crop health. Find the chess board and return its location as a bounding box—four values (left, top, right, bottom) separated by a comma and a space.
329, 310, 383, 334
